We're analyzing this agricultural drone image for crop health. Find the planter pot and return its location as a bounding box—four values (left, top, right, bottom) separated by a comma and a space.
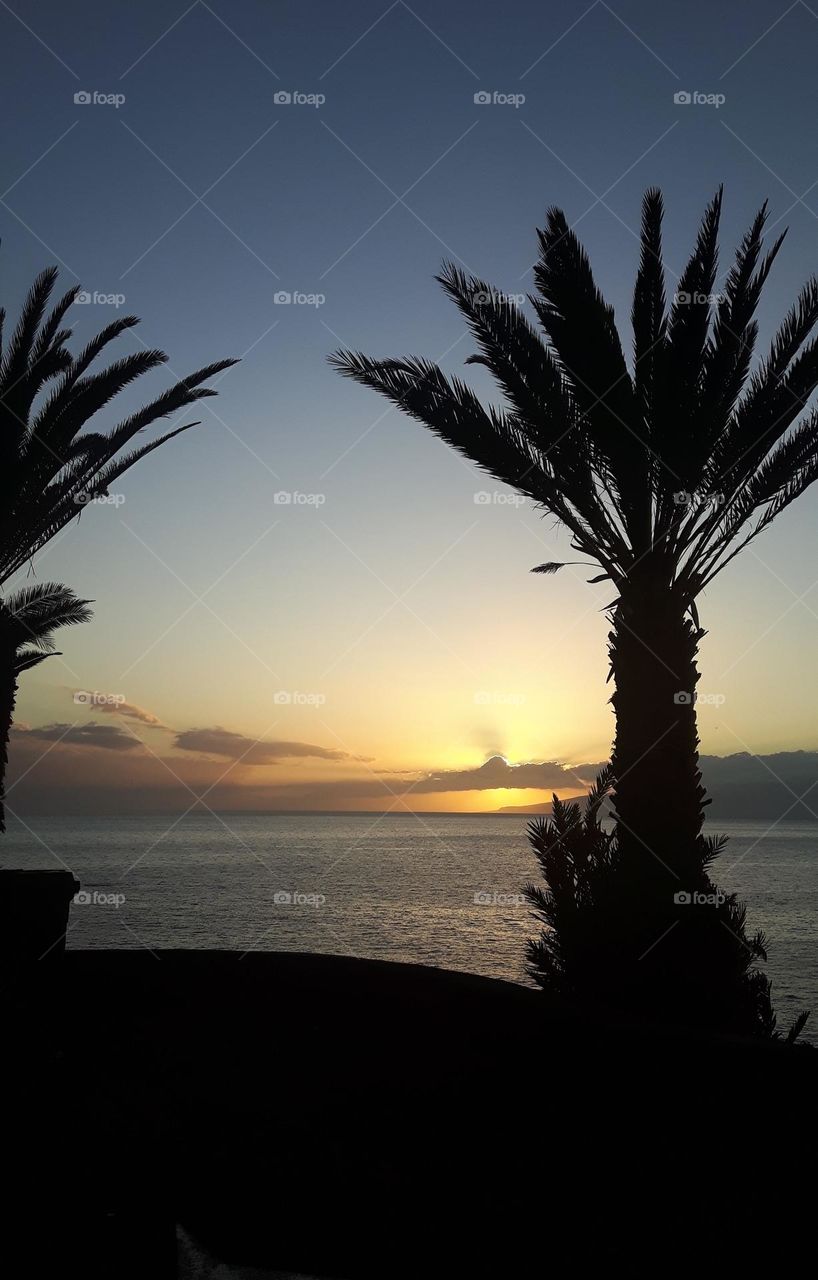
0, 869, 80, 968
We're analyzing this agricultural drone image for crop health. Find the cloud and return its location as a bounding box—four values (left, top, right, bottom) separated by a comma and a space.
403, 754, 601, 794
173, 726, 361, 765
14, 722, 142, 752
101, 700, 167, 728
71, 691, 168, 728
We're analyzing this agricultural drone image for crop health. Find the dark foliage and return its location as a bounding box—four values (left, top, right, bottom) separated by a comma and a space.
524, 769, 808, 1039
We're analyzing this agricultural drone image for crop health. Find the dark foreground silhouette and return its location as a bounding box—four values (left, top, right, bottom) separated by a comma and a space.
525, 769, 809, 1041
3, 949, 814, 1278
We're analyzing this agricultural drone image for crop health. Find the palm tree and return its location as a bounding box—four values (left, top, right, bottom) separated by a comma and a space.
0, 584, 92, 829
0, 264, 237, 826
331, 189, 818, 1027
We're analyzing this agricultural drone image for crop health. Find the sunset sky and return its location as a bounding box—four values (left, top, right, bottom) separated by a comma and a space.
4, 0, 818, 814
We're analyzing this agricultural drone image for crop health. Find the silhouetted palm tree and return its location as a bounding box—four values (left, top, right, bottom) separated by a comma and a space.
0, 265, 237, 828
332, 190, 818, 1028
0, 584, 92, 829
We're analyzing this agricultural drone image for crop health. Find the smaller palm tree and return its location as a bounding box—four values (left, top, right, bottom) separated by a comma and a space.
0, 584, 92, 829
523, 767, 618, 999
523, 768, 808, 1038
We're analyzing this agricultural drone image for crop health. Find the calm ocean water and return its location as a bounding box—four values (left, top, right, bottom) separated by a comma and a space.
4, 814, 816, 1039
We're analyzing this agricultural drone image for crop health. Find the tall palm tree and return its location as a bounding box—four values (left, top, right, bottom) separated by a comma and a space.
331, 189, 818, 1027
0, 264, 237, 827
0, 584, 92, 829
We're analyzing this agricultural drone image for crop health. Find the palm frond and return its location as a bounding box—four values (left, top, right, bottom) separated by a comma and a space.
631, 187, 667, 439
13, 647, 58, 675
532, 208, 649, 547
330, 348, 617, 572
331, 350, 548, 501
703, 277, 818, 495
436, 261, 574, 448
25, 349, 169, 459
530, 561, 603, 579
654, 188, 722, 505
65, 314, 141, 382
785, 1010, 810, 1044
0, 268, 59, 403
2, 582, 93, 640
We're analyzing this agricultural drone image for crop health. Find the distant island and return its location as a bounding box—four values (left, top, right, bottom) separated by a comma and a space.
498, 751, 818, 820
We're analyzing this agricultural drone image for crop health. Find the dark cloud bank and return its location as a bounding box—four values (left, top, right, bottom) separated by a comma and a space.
498, 752, 818, 820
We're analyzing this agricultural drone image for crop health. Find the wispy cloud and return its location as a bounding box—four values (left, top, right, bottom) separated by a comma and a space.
14, 722, 142, 752
173, 726, 368, 765
68, 689, 169, 728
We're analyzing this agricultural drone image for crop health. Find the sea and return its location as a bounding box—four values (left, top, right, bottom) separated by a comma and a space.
4, 814, 816, 1040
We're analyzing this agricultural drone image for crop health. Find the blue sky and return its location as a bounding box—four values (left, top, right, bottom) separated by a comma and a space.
4, 0, 818, 811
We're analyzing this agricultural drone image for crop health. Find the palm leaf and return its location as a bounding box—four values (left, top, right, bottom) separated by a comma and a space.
631, 187, 667, 441
2, 582, 93, 643
532, 208, 647, 548
13, 647, 58, 675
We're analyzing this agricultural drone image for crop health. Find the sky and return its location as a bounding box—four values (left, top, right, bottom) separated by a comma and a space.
4, 0, 818, 814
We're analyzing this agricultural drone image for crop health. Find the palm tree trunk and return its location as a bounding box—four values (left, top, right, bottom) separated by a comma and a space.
608, 583, 708, 892
0, 651, 18, 833
604, 585, 777, 1034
